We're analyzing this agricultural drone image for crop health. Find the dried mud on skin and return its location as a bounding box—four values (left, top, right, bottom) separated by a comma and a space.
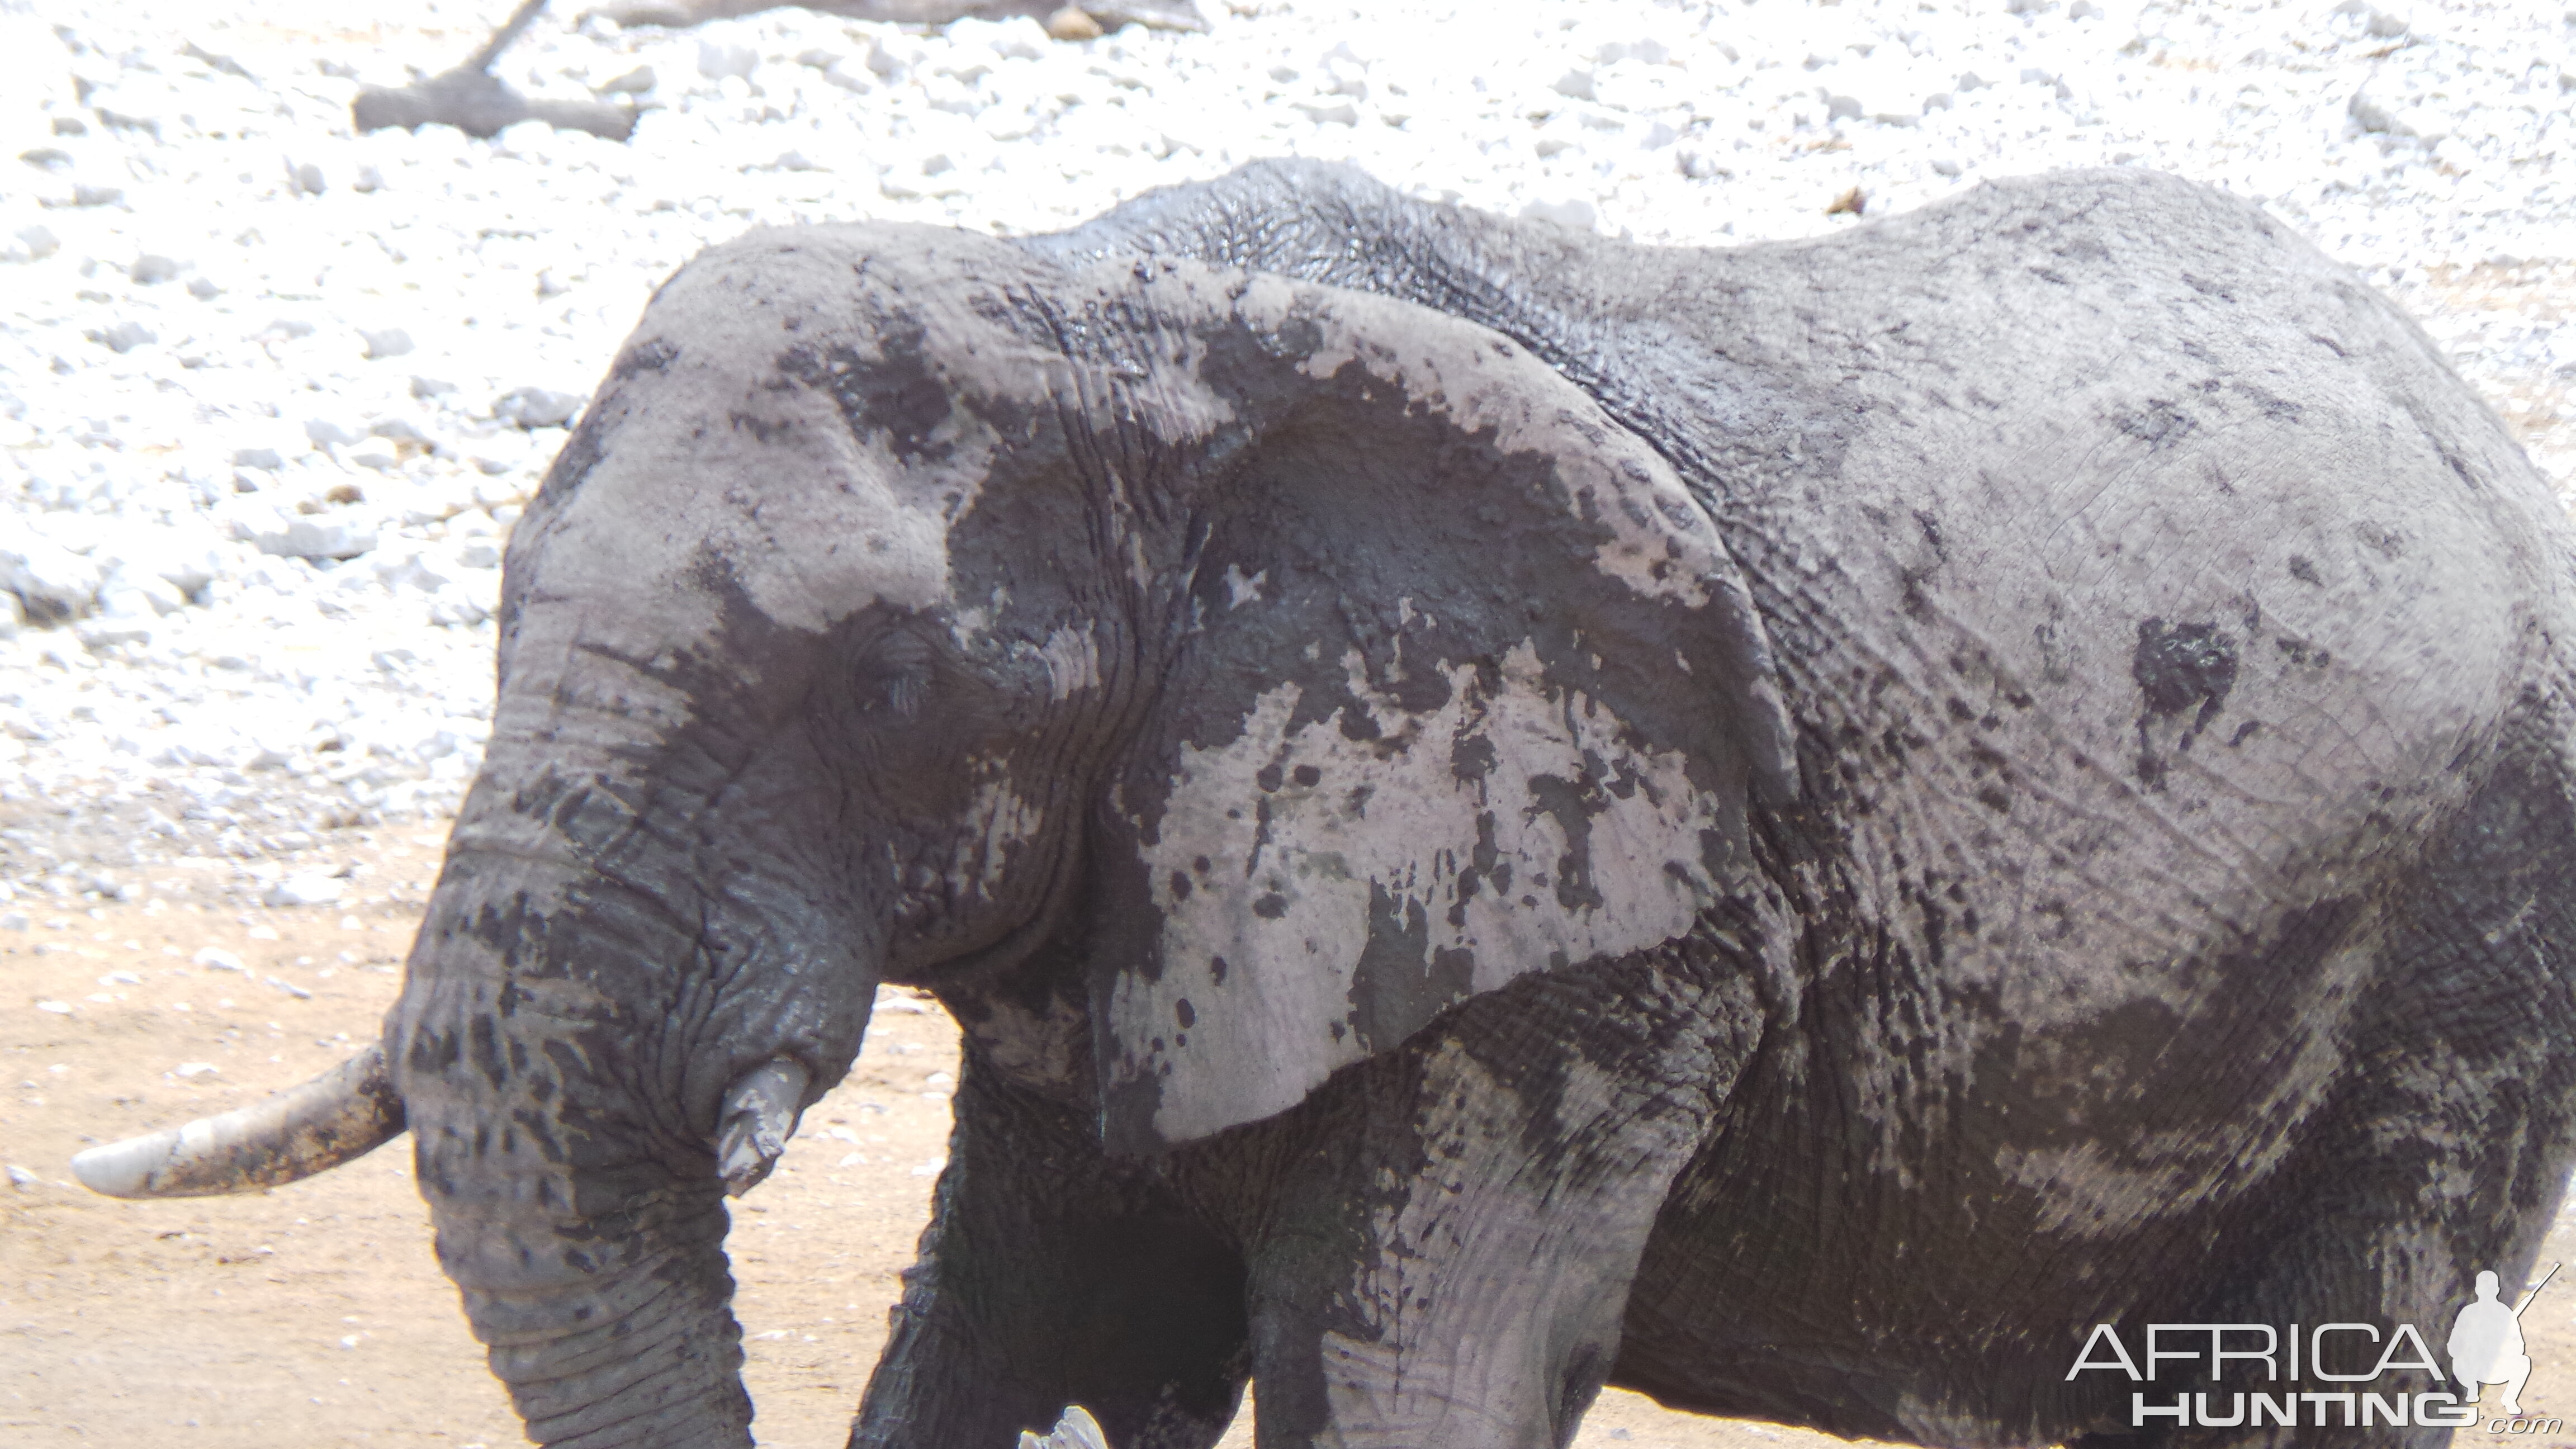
11, 268, 2576, 1449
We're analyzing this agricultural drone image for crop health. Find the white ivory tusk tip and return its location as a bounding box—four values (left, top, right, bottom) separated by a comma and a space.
68, 1043, 402, 1199
1022, 1405, 1110, 1449
715, 1058, 809, 1197
71, 1133, 180, 1198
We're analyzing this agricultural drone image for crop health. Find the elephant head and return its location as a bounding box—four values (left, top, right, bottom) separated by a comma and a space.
74, 216, 1793, 1445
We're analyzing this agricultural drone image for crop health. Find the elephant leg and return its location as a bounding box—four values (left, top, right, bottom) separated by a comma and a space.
1227, 944, 1762, 1449
850, 1050, 1250, 1449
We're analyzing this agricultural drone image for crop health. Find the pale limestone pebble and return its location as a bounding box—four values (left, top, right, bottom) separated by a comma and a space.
262, 873, 345, 908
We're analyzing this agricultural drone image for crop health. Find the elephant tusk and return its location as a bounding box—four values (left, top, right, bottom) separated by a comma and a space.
714, 1058, 808, 1197
1019, 1405, 1112, 1449
70, 1043, 405, 1199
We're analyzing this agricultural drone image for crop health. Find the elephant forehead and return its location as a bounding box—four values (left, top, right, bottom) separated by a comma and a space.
527, 224, 1088, 644
1110, 643, 1739, 1146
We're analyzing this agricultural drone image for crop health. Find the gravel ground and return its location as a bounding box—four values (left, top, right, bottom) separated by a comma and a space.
3, 0, 2574, 929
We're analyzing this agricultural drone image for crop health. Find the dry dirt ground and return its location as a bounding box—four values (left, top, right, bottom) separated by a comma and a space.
10, 832, 2576, 1449
0, 827, 1860, 1449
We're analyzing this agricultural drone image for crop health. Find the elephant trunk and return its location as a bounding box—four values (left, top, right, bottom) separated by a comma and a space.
438, 1172, 752, 1449
391, 808, 837, 1448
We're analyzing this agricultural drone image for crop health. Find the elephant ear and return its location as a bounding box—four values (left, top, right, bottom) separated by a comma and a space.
1088, 272, 1795, 1152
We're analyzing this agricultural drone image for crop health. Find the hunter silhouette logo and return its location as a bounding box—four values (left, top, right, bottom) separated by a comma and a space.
2450, 1264, 2556, 1419
2068, 1265, 2560, 1430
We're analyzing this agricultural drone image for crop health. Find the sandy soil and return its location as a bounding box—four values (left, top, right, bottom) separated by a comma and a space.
0, 827, 1863, 1448
11, 839, 2576, 1449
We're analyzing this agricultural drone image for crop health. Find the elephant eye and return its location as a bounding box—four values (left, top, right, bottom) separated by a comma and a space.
879, 671, 923, 719
851, 631, 934, 723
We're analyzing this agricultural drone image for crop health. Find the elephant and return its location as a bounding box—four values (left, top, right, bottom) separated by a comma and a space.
73, 160, 2576, 1449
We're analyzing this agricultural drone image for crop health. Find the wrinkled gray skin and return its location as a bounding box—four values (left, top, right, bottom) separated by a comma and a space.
87, 163, 2576, 1449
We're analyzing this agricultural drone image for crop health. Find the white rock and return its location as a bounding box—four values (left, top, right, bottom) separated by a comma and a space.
174, 1061, 217, 1077
264, 874, 346, 908
97, 525, 229, 602
697, 40, 758, 82
252, 517, 379, 562
35, 1001, 72, 1015
89, 321, 155, 353
0, 535, 105, 622
2350, 84, 2422, 138
193, 948, 248, 972
865, 37, 913, 79
10, 224, 60, 262
2395, 106, 2448, 143
1519, 197, 1599, 232
492, 388, 586, 428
